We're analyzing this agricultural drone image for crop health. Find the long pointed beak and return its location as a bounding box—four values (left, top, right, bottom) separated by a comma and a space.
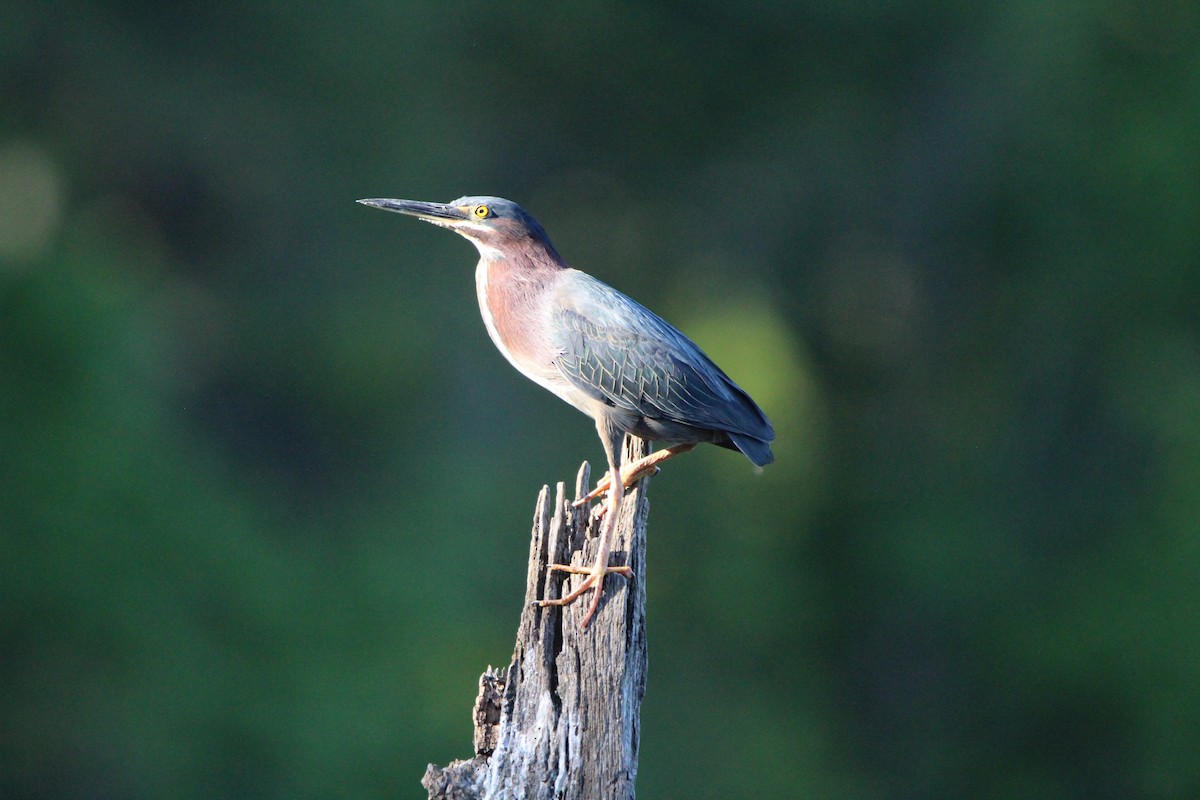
357, 198, 468, 223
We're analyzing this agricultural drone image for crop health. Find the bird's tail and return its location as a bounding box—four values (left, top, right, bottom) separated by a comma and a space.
727, 432, 774, 467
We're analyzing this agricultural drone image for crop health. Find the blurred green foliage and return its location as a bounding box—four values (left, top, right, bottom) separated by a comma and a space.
3, 2, 1199, 798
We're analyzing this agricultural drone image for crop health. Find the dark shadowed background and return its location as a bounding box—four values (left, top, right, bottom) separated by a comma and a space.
3, 2, 1199, 798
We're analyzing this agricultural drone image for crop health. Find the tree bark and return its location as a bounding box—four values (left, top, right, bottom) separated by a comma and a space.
423, 436, 651, 800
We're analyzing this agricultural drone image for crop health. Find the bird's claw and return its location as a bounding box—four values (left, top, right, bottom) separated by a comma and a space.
544, 562, 634, 578
571, 473, 611, 508
533, 562, 635, 628
571, 464, 662, 508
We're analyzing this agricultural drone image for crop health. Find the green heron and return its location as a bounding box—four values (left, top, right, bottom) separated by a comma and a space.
359, 195, 774, 627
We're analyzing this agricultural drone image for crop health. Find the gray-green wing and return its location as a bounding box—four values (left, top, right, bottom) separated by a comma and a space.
551, 271, 773, 441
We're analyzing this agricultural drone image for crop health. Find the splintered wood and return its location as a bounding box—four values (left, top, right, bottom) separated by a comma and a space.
423, 438, 651, 800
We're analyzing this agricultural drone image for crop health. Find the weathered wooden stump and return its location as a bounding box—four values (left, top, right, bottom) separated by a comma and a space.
423, 436, 651, 800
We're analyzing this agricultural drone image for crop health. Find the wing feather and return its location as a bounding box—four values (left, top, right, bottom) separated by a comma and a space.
550, 271, 773, 441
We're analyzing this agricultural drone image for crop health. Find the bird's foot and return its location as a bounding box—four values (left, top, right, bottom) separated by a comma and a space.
535, 562, 634, 629
572, 460, 662, 509
572, 443, 700, 508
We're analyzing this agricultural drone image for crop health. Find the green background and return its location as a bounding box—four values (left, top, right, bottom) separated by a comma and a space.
3, 2, 1198, 798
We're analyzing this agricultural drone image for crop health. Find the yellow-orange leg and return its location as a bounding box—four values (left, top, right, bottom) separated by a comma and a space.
538, 563, 634, 628
538, 469, 633, 628
572, 443, 698, 509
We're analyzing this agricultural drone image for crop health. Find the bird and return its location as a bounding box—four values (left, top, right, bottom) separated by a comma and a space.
358, 195, 774, 628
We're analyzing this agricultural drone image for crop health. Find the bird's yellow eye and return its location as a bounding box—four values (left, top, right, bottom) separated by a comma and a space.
473, 204, 491, 219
